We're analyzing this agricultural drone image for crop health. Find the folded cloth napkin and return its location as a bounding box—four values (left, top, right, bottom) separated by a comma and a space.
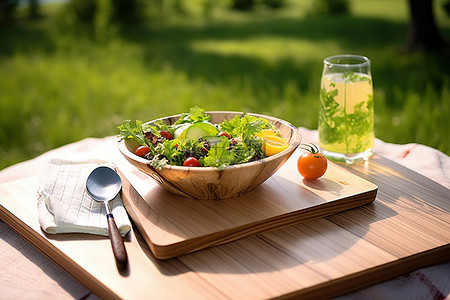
37, 159, 131, 237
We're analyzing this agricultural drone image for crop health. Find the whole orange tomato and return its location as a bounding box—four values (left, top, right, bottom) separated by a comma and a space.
297, 144, 327, 180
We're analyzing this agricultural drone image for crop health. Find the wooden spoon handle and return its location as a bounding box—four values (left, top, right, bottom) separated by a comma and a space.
107, 213, 128, 268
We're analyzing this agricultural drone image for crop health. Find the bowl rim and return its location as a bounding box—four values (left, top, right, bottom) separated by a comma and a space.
118, 111, 302, 171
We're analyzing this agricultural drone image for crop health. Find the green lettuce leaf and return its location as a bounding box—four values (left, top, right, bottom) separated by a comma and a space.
117, 120, 149, 146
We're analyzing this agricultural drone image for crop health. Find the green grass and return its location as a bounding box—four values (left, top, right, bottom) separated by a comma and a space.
1, 0, 449, 170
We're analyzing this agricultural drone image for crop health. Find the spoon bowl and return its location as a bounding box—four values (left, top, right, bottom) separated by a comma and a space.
86, 166, 122, 202
86, 166, 128, 268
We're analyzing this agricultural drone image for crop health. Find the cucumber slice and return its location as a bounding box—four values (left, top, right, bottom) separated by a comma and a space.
203, 135, 228, 145
173, 123, 191, 139
185, 123, 219, 139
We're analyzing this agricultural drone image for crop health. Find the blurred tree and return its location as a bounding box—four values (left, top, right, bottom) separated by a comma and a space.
444, 0, 450, 17
64, 0, 146, 25
406, 0, 448, 51
28, 0, 39, 18
262, 0, 284, 9
231, 0, 255, 11
0, 0, 19, 23
230, 0, 285, 11
94, 0, 113, 41
312, 0, 350, 15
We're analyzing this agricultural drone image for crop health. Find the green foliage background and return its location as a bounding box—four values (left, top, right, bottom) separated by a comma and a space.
1, 0, 449, 170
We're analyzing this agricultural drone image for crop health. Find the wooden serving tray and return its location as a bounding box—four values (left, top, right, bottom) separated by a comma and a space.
118, 150, 378, 259
1, 136, 449, 300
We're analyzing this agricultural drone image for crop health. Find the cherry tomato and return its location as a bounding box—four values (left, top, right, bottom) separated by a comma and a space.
297, 144, 327, 180
218, 132, 231, 139
160, 130, 172, 140
135, 145, 151, 158
183, 157, 201, 167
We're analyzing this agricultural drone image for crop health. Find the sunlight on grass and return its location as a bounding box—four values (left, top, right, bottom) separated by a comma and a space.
352, 0, 409, 21
189, 37, 340, 65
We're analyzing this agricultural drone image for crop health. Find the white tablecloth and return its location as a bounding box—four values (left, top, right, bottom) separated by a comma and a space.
1, 128, 449, 299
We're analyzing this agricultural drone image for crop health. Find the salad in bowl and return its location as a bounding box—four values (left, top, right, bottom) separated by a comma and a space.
118, 107, 301, 199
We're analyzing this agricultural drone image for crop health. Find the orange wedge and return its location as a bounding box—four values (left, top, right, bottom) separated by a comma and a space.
261, 135, 288, 156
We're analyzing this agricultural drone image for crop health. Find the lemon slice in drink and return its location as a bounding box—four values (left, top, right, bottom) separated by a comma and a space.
261, 135, 288, 156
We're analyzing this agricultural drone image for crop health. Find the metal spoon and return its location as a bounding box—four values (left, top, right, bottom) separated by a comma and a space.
86, 166, 128, 268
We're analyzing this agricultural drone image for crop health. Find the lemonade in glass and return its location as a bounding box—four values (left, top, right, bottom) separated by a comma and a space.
318, 55, 374, 163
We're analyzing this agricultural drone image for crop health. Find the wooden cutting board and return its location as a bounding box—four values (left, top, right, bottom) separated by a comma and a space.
118, 150, 378, 259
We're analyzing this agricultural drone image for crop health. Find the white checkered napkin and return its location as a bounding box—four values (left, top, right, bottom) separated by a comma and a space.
37, 159, 131, 237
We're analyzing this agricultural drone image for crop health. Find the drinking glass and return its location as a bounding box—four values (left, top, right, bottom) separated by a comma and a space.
318, 54, 374, 163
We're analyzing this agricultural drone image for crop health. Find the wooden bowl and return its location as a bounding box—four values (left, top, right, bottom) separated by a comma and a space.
118, 111, 302, 200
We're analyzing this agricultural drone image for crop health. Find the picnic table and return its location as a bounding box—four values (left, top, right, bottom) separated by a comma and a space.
1, 128, 449, 299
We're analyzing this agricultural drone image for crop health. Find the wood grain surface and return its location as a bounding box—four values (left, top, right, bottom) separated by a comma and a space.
1, 151, 449, 300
